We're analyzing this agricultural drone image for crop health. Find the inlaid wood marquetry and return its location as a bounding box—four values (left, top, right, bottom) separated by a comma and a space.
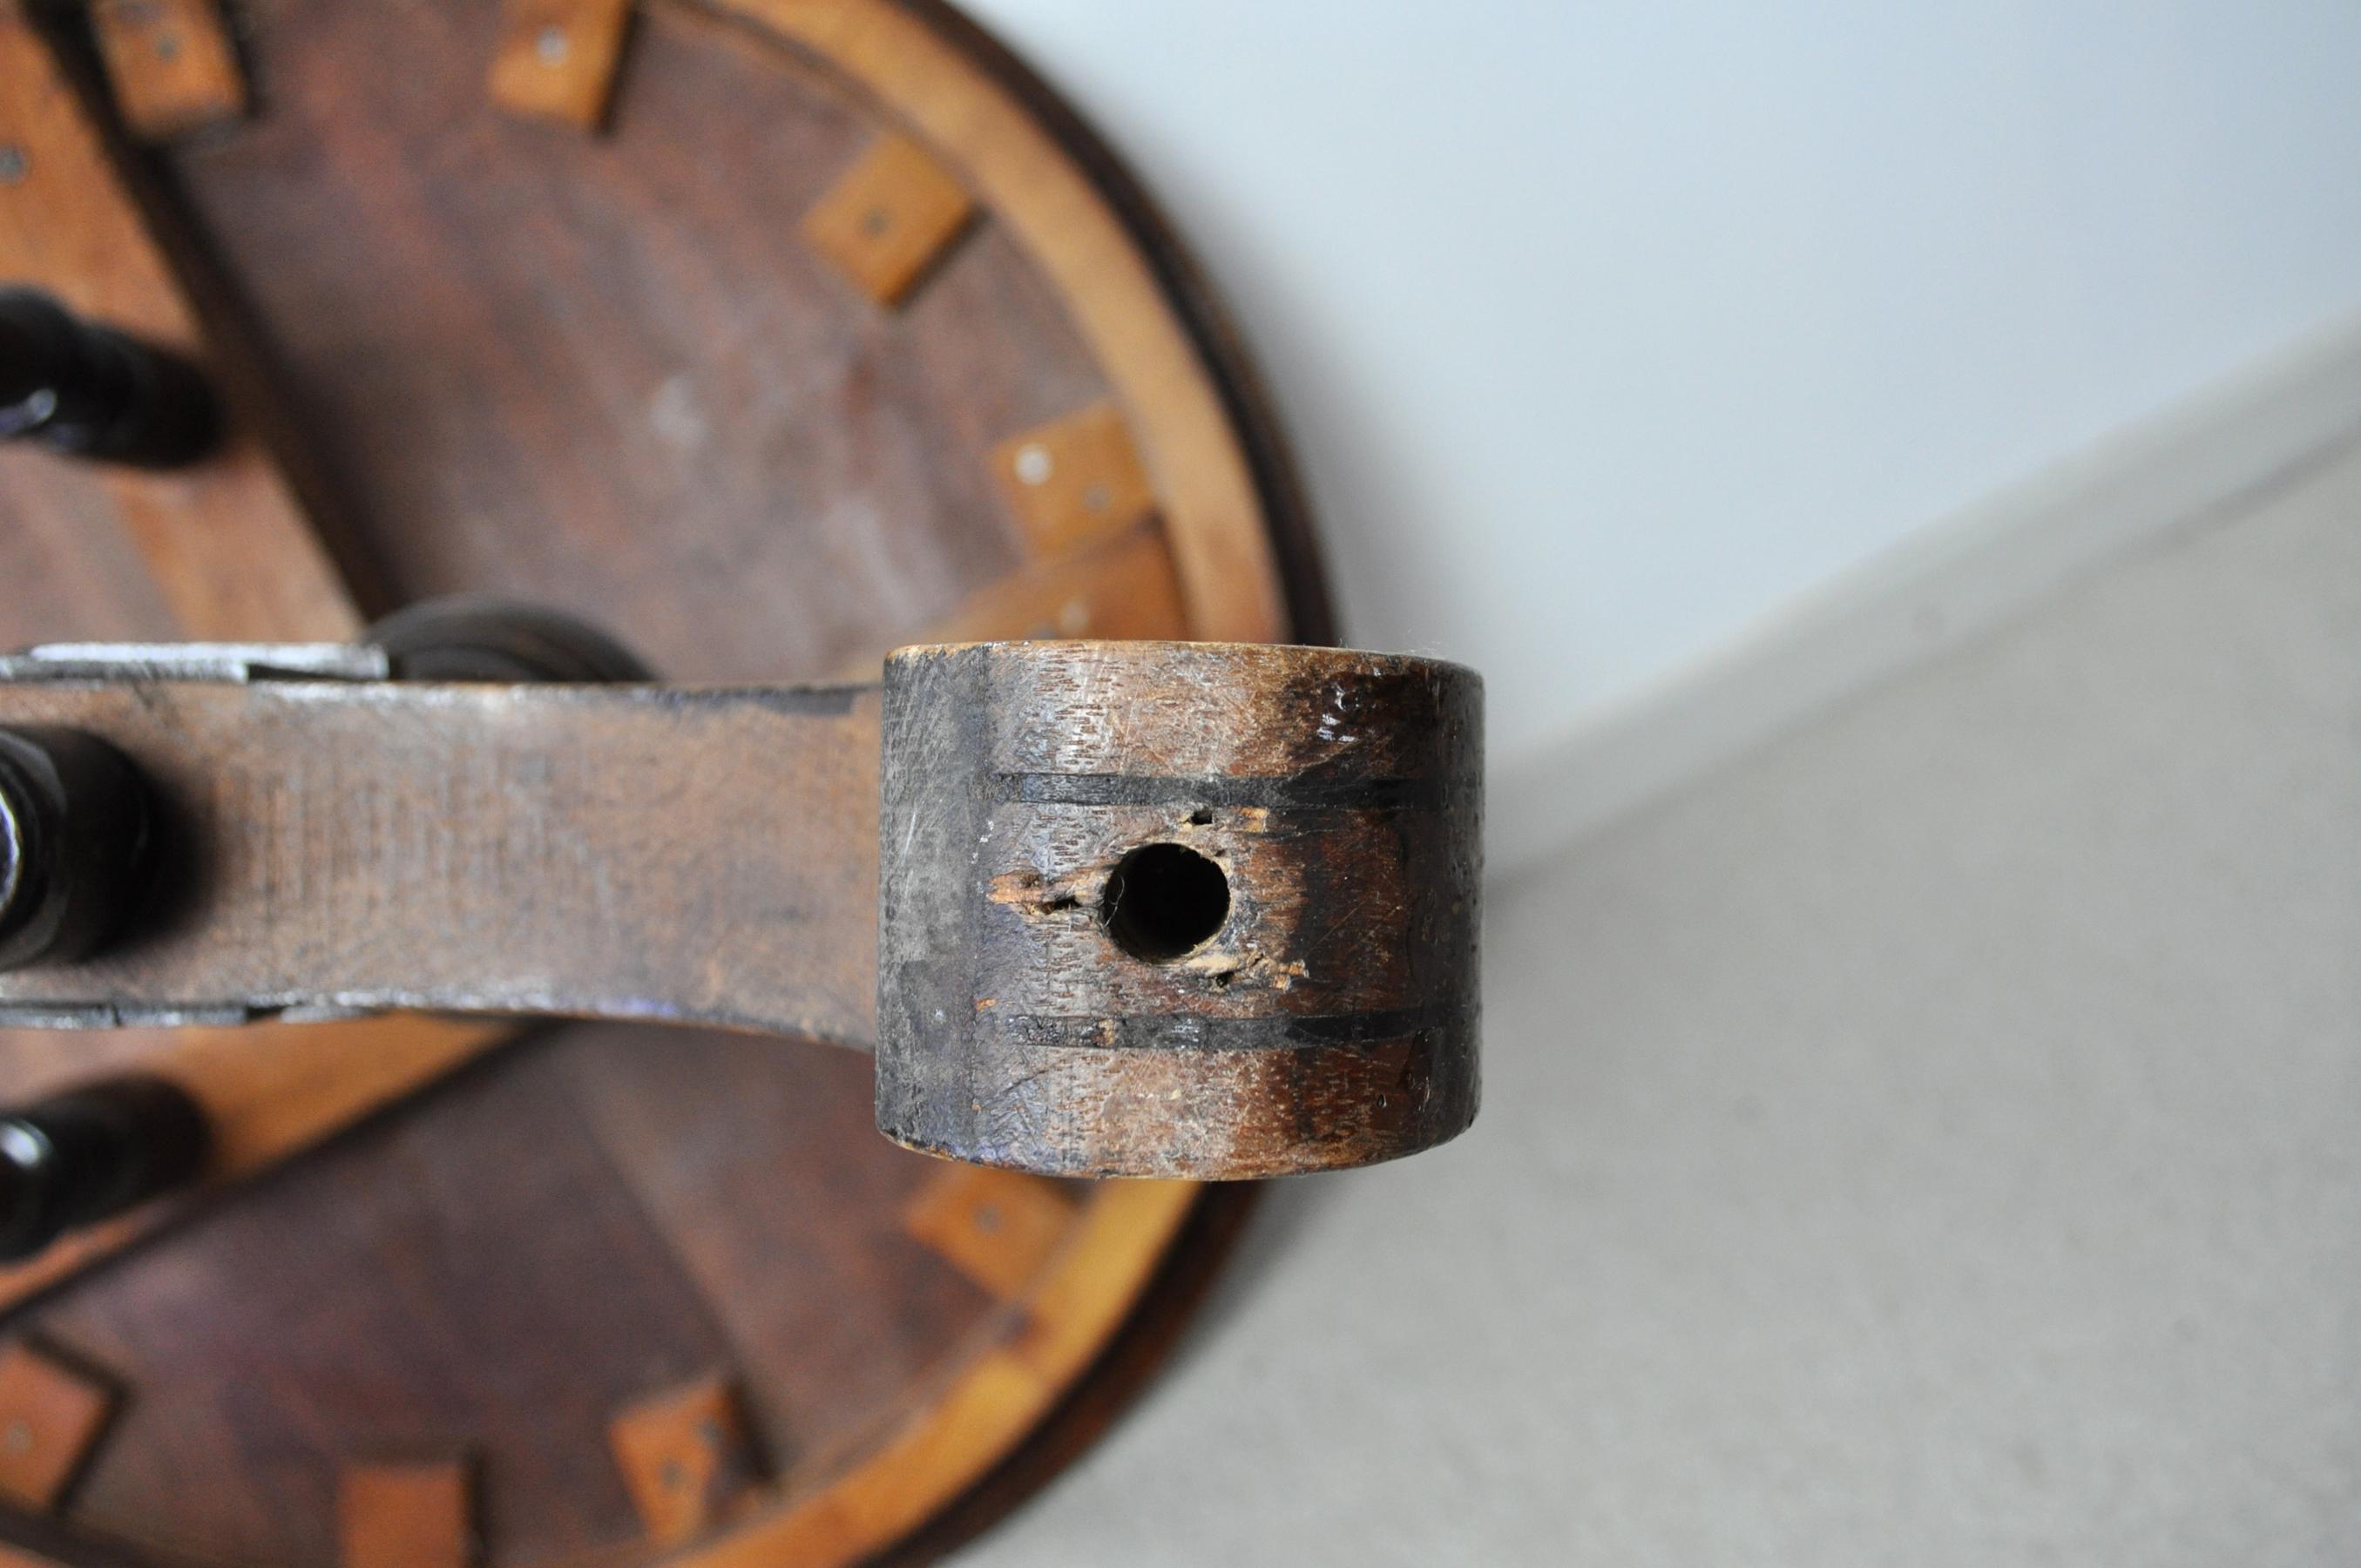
990, 402, 1159, 559
801, 133, 979, 307
903, 1167, 1083, 1301
0, 1343, 112, 1513
86, 0, 245, 142
907, 520, 1193, 652
876, 641, 1482, 1179
339, 1458, 477, 1568
609, 1375, 764, 1545
488, 0, 636, 131
0, 0, 1326, 1561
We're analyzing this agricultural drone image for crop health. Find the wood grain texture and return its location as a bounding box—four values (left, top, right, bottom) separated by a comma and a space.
989, 402, 1154, 559
0, 0, 529, 1367
713, 0, 1296, 643
0, 1345, 112, 1512
0, 1016, 511, 1314
0, 6, 355, 643
0, 639, 1477, 1178
802, 133, 977, 307
487, 0, 635, 130
0, 681, 882, 1044
673, 1177, 1196, 1568
338, 1458, 477, 1568
880, 517, 1190, 658
87, 0, 245, 142
0, 0, 1341, 1558
52, 1041, 752, 1562
544, 1027, 989, 1516
902, 1166, 1079, 1299
877, 641, 1483, 1178
0, 635, 1478, 1184
156, 0, 1094, 681
608, 1375, 762, 1544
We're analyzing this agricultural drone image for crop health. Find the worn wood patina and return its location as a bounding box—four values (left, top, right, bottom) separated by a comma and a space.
0, 638, 1483, 1186
879, 640, 1483, 1177
0, 0, 1430, 1558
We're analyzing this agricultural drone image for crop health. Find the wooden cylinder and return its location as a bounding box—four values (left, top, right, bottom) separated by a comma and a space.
876, 640, 1483, 1179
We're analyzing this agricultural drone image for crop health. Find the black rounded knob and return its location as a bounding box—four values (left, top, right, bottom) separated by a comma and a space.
0, 726, 153, 972
0, 1077, 208, 1261
366, 596, 653, 683
0, 287, 219, 468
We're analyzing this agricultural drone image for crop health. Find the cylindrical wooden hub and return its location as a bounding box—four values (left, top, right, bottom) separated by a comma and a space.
876, 641, 1483, 1179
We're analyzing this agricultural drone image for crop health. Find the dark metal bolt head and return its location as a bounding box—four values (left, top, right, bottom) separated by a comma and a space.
0, 1076, 207, 1261
0, 288, 219, 468
0, 727, 153, 971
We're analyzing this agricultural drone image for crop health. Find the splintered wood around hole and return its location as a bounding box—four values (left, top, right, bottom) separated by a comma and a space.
875, 641, 1484, 1179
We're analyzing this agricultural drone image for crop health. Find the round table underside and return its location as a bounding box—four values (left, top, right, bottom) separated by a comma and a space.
0, 2, 1323, 1562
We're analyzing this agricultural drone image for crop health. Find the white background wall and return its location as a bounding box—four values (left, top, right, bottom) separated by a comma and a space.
931, 14, 2361, 1561
963, 0, 2361, 850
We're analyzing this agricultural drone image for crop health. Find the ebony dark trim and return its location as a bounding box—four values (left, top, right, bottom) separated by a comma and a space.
988, 1002, 1472, 1054
990, 770, 1472, 812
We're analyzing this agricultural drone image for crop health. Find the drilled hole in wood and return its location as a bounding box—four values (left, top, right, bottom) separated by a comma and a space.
1101, 843, 1228, 962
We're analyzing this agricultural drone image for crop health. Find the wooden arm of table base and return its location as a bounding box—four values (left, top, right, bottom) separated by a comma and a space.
0, 639, 1483, 1180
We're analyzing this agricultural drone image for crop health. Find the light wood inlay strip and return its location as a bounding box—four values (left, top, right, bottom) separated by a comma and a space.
489, 0, 636, 131
903, 1165, 1080, 1301
88, 0, 246, 142
677, 1181, 1198, 1568
610, 1375, 764, 1545
801, 132, 976, 306
990, 402, 1156, 560
0, 1342, 113, 1512
831, 517, 1188, 678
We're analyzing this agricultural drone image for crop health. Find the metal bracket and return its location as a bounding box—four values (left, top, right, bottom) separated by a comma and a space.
0, 642, 391, 686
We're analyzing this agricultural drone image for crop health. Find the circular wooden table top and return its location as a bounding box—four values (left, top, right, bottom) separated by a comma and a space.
0, 1, 1325, 1562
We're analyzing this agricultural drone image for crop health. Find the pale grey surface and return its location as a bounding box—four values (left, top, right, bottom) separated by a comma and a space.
954, 436, 2361, 1565
968, 0, 2361, 774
